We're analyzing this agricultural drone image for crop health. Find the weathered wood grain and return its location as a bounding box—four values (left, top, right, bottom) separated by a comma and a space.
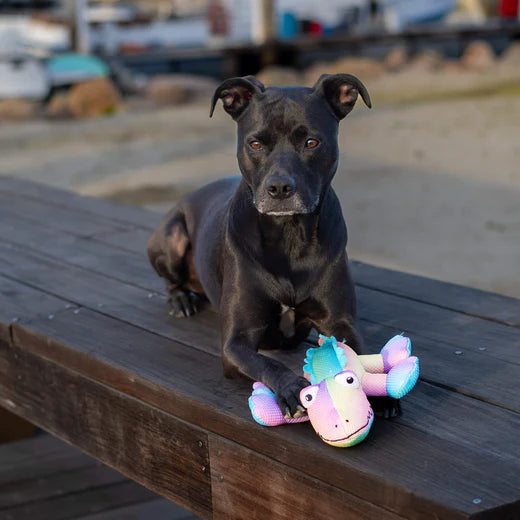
356, 286, 520, 365
1, 175, 518, 329
93, 227, 154, 255
0, 244, 221, 357
1, 179, 520, 519
2, 181, 519, 372
3, 277, 519, 463
2, 241, 519, 412
0, 340, 212, 520
351, 260, 520, 328
0, 192, 124, 237
0, 175, 160, 230
5, 308, 519, 520
0, 210, 164, 293
209, 435, 406, 520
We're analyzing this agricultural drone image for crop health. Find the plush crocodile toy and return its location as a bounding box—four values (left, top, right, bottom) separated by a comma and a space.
248, 334, 419, 447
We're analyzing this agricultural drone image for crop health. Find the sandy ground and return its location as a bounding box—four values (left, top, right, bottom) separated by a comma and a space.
1, 87, 519, 298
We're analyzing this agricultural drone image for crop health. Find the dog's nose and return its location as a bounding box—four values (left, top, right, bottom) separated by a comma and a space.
265, 175, 296, 199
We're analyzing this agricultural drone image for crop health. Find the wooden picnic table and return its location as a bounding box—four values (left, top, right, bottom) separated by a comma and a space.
0, 176, 518, 520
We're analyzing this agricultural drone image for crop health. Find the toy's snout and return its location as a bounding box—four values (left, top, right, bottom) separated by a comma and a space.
300, 371, 374, 447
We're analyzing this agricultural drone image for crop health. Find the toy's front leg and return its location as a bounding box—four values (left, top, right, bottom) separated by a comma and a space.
248, 383, 310, 427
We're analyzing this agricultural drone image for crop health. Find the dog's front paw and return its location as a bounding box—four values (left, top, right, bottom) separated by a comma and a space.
167, 289, 199, 318
275, 376, 310, 419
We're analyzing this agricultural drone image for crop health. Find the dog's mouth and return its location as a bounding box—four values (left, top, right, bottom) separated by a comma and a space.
254, 194, 319, 217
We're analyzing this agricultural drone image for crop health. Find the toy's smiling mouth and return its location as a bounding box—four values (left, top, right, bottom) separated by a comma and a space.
319, 410, 374, 443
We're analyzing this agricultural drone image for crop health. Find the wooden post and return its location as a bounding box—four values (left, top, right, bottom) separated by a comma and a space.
252, 0, 276, 44
73, 0, 90, 54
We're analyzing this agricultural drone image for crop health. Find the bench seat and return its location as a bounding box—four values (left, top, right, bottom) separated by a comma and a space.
0, 176, 518, 520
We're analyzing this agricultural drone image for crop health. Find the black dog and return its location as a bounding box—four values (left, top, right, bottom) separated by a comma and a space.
147, 73, 372, 418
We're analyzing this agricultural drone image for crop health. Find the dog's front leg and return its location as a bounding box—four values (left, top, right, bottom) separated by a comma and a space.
220, 293, 309, 418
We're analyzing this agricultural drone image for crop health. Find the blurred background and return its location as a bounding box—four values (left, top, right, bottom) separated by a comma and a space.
1, 0, 519, 298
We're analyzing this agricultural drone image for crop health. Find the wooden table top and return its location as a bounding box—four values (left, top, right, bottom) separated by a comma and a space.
0, 176, 518, 520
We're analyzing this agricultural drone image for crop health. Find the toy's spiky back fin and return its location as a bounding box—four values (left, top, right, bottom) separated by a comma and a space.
303, 336, 347, 384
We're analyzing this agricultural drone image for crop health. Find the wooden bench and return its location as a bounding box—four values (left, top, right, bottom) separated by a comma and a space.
0, 176, 518, 520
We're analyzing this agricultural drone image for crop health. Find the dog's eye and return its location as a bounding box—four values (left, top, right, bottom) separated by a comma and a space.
300, 386, 319, 408
305, 138, 319, 149
249, 140, 263, 150
334, 371, 360, 388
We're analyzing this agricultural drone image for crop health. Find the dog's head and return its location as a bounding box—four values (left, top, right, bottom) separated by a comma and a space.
210, 74, 371, 216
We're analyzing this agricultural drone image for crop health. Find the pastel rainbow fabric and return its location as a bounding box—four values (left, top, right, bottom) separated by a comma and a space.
248, 334, 420, 447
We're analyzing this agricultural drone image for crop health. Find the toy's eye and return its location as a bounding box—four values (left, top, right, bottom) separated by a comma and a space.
249, 140, 263, 150
300, 386, 319, 408
335, 371, 360, 388
305, 138, 319, 149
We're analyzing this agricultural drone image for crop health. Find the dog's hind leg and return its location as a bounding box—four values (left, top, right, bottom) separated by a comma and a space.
147, 211, 203, 318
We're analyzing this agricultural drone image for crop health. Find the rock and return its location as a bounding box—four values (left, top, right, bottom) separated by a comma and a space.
500, 42, 520, 66
68, 78, 122, 119
256, 66, 302, 87
440, 61, 465, 74
329, 56, 385, 79
460, 41, 495, 71
304, 57, 384, 86
303, 63, 334, 87
384, 46, 408, 71
146, 74, 218, 105
0, 98, 39, 121
46, 92, 72, 119
407, 50, 444, 72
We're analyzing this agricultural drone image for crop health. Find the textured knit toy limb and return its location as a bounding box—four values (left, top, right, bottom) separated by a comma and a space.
248, 334, 420, 447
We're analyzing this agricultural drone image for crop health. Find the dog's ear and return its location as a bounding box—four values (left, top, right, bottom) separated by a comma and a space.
210, 76, 265, 120
313, 73, 371, 120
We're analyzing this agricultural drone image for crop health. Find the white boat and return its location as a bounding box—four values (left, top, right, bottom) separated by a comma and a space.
0, 53, 49, 100
381, 0, 457, 32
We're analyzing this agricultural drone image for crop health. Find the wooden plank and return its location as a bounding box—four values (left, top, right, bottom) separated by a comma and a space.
2, 176, 518, 330
209, 435, 406, 520
0, 244, 221, 358
0, 211, 164, 293
2, 181, 519, 372
2, 240, 519, 413
2, 195, 518, 373
93, 227, 154, 255
0, 192, 125, 237
358, 319, 520, 413
3, 275, 517, 478
1, 480, 156, 520
0, 175, 160, 230
356, 286, 520, 365
0, 340, 212, 520
0, 275, 77, 335
352, 261, 520, 328
5, 308, 519, 520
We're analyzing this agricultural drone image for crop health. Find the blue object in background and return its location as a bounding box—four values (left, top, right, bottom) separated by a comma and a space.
47, 54, 109, 87
278, 11, 298, 39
